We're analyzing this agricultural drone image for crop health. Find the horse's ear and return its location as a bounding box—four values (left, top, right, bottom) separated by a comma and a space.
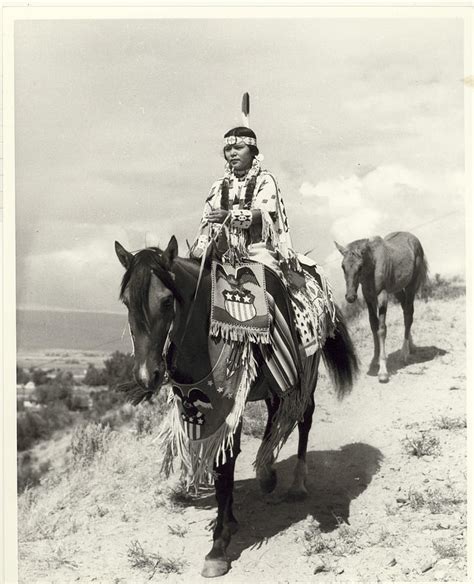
334, 241, 347, 256
162, 235, 178, 268
115, 241, 133, 269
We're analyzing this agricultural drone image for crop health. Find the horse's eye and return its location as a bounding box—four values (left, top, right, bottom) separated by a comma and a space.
162, 297, 174, 309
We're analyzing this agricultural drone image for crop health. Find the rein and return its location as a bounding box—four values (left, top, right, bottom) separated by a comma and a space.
176, 214, 231, 346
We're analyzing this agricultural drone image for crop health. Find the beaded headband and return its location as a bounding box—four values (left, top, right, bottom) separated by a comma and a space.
223, 135, 257, 147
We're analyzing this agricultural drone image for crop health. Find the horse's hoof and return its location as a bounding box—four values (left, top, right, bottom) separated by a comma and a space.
285, 487, 308, 501
201, 557, 229, 578
367, 364, 379, 376
378, 374, 389, 383
259, 468, 277, 494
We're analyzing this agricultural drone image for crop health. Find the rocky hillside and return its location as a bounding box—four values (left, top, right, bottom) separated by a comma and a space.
17, 294, 467, 583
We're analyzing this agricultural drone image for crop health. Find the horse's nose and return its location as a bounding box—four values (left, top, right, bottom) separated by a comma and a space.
346, 293, 357, 304
134, 361, 166, 391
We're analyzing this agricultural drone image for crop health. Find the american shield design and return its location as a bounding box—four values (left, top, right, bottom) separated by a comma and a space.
222, 289, 256, 322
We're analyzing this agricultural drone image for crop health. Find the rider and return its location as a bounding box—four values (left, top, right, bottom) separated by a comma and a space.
190, 125, 335, 358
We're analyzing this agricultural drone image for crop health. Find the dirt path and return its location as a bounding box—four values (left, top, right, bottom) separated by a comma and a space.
17, 296, 468, 583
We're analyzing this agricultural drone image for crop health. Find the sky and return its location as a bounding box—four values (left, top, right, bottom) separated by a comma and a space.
14, 16, 466, 313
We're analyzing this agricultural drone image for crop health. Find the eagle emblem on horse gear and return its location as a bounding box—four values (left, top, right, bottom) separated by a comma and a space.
217, 264, 259, 322
172, 386, 213, 440
210, 261, 271, 343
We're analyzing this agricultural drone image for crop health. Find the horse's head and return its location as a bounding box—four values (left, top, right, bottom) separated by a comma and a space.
335, 240, 369, 303
115, 236, 180, 393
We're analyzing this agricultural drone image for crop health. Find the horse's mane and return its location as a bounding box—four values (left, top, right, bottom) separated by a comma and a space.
346, 237, 393, 284
119, 247, 200, 332
346, 238, 369, 259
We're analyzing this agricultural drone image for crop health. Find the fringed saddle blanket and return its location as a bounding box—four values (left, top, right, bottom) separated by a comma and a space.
159, 260, 337, 490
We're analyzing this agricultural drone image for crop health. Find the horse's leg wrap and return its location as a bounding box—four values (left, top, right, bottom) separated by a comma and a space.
202, 424, 241, 578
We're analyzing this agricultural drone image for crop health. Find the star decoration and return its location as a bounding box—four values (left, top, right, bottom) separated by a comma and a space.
216, 386, 224, 393
224, 290, 238, 301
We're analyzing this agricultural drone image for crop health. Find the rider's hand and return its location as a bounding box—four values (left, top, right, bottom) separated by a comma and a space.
207, 210, 229, 224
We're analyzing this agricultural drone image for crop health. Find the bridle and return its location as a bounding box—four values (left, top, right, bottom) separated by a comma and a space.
130, 221, 228, 391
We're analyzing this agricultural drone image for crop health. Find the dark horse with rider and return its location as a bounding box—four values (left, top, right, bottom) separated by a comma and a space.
115, 117, 359, 577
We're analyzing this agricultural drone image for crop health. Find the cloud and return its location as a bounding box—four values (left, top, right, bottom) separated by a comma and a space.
13, 18, 465, 312
298, 163, 465, 288
300, 175, 364, 215
332, 208, 384, 243
18, 226, 130, 312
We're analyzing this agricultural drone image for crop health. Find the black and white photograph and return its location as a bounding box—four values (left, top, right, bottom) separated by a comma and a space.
3, 5, 471, 583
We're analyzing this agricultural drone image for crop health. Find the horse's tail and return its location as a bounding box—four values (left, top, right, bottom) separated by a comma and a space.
414, 239, 429, 293
322, 304, 359, 399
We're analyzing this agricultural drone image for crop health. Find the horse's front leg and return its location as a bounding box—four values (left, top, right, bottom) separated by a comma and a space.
366, 298, 380, 376
201, 423, 242, 578
377, 290, 389, 383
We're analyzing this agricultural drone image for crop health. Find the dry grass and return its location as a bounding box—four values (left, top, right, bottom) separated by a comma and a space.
45, 543, 79, 571
18, 429, 168, 544
127, 539, 186, 576
301, 518, 363, 557
402, 431, 441, 457
70, 422, 113, 466
433, 415, 466, 430
433, 537, 463, 559
407, 485, 465, 514
134, 401, 165, 436
384, 502, 398, 516
168, 523, 187, 537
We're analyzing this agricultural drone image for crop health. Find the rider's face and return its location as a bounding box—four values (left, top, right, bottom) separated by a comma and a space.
224, 143, 253, 173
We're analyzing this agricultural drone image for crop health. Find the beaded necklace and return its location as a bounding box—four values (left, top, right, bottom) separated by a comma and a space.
220, 158, 261, 211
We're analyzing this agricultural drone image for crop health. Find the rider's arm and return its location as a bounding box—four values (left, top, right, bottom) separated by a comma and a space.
189, 181, 222, 258
228, 173, 277, 230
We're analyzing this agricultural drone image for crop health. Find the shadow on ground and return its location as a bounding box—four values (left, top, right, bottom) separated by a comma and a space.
189, 442, 383, 564
387, 345, 447, 376
366, 345, 447, 377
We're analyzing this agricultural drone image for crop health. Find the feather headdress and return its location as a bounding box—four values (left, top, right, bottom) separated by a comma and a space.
241, 92, 250, 128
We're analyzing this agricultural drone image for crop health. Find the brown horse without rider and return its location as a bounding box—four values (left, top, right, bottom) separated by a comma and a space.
336, 231, 428, 383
